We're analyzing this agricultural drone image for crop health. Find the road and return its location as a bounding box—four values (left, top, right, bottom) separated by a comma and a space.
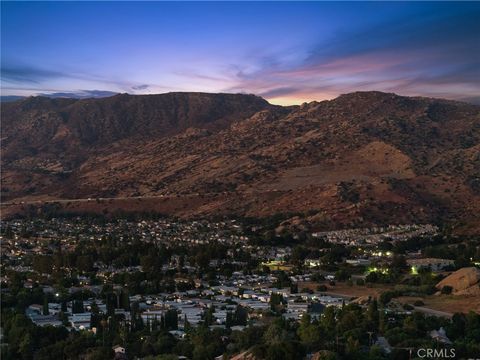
1, 190, 286, 207
412, 305, 453, 318
2, 194, 170, 206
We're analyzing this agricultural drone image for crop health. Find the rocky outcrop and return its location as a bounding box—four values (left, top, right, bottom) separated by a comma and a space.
437, 267, 480, 295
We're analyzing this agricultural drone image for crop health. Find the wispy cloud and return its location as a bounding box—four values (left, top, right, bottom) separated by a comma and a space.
1, 65, 66, 84
131, 84, 149, 91
217, 6, 480, 104
1, 62, 162, 96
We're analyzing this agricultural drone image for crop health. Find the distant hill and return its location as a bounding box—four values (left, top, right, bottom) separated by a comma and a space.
1, 91, 479, 234
0, 95, 26, 102
1, 90, 118, 103
37, 90, 119, 99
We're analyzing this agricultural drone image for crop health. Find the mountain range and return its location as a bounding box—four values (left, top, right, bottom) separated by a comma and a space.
2, 91, 479, 234
0, 91, 119, 103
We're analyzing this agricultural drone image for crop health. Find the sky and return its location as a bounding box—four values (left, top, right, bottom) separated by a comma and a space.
1, 1, 479, 105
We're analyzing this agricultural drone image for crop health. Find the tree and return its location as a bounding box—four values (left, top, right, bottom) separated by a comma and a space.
448, 313, 466, 339
43, 295, 49, 315
85, 347, 114, 360
90, 302, 100, 329
366, 299, 379, 331
266, 340, 304, 360
106, 293, 115, 316
336, 311, 360, 334
379, 291, 398, 306
195, 252, 210, 270
32, 255, 53, 274
379, 307, 386, 334
234, 305, 248, 326
226, 311, 233, 328
76, 255, 94, 272
403, 316, 419, 336
441, 285, 453, 294
297, 314, 323, 351
203, 306, 215, 327
263, 318, 290, 346
454, 255, 471, 269
335, 269, 350, 282
59, 310, 69, 326
345, 336, 360, 359
290, 283, 298, 294
18, 333, 34, 360
291, 246, 309, 268
369, 345, 385, 360
321, 306, 336, 336
140, 254, 161, 273
72, 299, 85, 313
269, 293, 284, 313
313, 350, 337, 360
178, 255, 185, 269
120, 290, 130, 310
390, 255, 407, 273
465, 311, 480, 342
184, 314, 191, 332
165, 309, 178, 330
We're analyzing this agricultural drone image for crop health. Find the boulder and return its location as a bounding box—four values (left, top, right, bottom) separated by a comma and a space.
436, 267, 480, 293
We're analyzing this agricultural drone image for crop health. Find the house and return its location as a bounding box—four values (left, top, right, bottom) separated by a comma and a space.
112, 345, 126, 354
346, 259, 371, 266
112, 345, 127, 360
47, 303, 62, 315
141, 311, 164, 326
230, 325, 246, 332
305, 259, 322, 268
429, 327, 452, 345
28, 314, 63, 327
308, 303, 325, 319
169, 330, 186, 339
26, 304, 43, 316
69, 313, 91, 330
283, 312, 302, 321
375, 336, 392, 354
407, 258, 454, 272
287, 301, 308, 313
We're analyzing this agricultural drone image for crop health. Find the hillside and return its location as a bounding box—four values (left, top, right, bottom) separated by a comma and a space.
2, 91, 479, 233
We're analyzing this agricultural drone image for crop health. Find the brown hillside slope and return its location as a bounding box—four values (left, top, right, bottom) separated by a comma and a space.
1, 91, 479, 233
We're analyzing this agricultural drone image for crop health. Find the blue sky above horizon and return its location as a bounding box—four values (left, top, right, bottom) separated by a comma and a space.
1, 1, 479, 105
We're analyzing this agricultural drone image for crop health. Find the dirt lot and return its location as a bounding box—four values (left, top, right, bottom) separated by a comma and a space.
298, 281, 393, 298
300, 281, 480, 315
397, 295, 480, 314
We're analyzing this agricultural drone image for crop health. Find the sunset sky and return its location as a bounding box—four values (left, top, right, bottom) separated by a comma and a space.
1, 1, 479, 105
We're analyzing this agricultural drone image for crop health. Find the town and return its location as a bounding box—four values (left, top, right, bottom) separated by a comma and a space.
1, 215, 479, 360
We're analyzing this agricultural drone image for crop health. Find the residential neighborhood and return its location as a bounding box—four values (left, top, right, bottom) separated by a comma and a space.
1, 216, 479, 359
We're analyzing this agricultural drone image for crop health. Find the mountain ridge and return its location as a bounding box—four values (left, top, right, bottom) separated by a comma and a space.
2, 91, 479, 234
